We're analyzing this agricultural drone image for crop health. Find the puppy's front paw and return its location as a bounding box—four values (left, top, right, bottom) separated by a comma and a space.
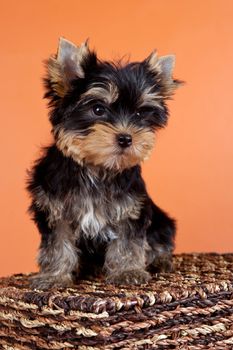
107, 269, 151, 285
30, 274, 73, 290
150, 255, 173, 273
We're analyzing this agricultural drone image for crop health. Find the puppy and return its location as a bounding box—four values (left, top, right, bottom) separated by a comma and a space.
27, 38, 180, 289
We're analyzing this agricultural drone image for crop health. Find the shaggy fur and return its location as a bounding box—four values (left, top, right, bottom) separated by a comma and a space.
27, 38, 181, 289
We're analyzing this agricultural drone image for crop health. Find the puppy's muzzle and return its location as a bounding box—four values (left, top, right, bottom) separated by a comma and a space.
117, 133, 132, 148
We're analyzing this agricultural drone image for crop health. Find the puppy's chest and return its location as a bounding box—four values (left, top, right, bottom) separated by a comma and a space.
66, 192, 142, 239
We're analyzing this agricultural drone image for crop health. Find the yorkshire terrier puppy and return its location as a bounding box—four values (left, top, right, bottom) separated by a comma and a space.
27, 38, 180, 290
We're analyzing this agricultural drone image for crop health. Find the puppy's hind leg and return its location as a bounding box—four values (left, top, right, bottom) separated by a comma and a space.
146, 201, 176, 273
30, 207, 78, 290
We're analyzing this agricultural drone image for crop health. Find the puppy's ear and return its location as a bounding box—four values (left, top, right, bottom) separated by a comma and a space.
145, 51, 182, 98
44, 37, 96, 102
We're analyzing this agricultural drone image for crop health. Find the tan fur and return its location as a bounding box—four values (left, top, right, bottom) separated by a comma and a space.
80, 83, 119, 104
140, 86, 164, 108
30, 179, 147, 289
146, 243, 173, 271
47, 38, 89, 98
33, 187, 63, 226
55, 122, 155, 171
147, 51, 164, 74
38, 221, 78, 274
74, 194, 144, 240
33, 183, 144, 241
113, 194, 144, 221
30, 221, 78, 289
47, 57, 67, 97
147, 51, 180, 98
104, 230, 151, 284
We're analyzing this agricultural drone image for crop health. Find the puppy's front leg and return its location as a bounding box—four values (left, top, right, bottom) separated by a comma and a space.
104, 229, 151, 285
30, 220, 78, 290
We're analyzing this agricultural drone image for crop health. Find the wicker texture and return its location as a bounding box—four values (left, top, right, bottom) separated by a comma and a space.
0, 253, 232, 349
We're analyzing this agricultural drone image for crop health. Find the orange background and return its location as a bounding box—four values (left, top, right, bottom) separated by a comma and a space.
0, 0, 233, 277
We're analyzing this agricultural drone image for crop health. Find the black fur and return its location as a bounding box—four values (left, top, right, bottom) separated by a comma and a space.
27, 38, 179, 289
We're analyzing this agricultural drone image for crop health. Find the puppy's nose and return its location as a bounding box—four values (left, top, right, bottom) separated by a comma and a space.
117, 134, 132, 148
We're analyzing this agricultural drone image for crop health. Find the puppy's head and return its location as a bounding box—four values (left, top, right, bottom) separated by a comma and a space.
45, 38, 181, 171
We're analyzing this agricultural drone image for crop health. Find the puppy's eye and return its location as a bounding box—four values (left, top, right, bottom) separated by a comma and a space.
135, 110, 144, 118
92, 104, 106, 116
135, 107, 155, 118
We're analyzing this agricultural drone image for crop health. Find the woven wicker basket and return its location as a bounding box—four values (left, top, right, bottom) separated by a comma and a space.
0, 253, 232, 349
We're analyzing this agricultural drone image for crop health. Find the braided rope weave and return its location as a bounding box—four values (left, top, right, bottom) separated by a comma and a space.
0, 254, 232, 349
